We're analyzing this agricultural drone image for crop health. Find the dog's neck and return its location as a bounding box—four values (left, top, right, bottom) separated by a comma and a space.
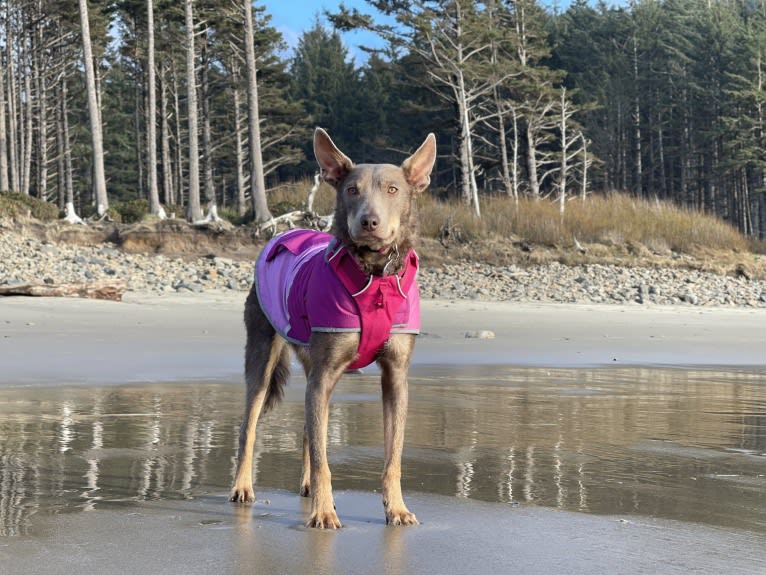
344, 238, 413, 276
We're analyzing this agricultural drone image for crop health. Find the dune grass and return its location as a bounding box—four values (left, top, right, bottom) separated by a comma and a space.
262, 180, 750, 254
419, 192, 749, 254
256, 180, 752, 259
0, 191, 60, 221
2, 183, 753, 257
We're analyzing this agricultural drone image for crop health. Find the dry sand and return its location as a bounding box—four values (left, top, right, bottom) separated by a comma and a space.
1, 293, 766, 573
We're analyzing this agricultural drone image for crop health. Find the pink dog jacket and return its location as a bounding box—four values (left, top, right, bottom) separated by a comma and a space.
255, 228, 420, 369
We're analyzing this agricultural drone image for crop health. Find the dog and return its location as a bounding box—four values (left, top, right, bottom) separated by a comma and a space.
229, 128, 436, 529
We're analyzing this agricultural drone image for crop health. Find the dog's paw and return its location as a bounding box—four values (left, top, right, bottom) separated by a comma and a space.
306, 509, 342, 529
299, 482, 311, 498
385, 508, 419, 526
229, 485, 255, 503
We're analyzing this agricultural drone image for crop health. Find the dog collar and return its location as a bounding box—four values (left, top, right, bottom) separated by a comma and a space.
326, 239, 419, 369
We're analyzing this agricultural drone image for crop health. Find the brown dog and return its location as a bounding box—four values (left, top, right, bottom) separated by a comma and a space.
230, 128, 437, 528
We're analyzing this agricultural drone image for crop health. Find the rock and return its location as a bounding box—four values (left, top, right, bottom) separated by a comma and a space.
1, 227, 764, 305
214, 256, 234, 267
465, 330, 495, 339
682, 292, 699, 305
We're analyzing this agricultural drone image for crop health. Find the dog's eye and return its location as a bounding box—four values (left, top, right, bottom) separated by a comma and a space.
388, 185, 398, 195
347, 186, 359, 196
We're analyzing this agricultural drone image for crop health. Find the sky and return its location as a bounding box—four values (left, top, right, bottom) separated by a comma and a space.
260, 0, 392, 64
260, 0, 582, 64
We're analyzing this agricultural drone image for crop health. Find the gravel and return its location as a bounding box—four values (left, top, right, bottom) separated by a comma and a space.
1, 229, 764, 308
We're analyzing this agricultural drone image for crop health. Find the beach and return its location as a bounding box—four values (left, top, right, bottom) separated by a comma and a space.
3, 294, 766, 384
1, 293, 766, 573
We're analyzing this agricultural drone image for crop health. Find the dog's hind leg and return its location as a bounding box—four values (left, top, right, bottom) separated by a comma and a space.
293, 346, 313, 498
230, 290, 290, 503
378, 334, 419, 525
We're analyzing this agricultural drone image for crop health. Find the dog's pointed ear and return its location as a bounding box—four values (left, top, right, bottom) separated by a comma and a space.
402, 133, 437, 193
314, 128, 353, 186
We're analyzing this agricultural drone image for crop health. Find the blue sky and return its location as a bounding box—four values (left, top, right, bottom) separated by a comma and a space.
260, 0, 582, 63
259, 0, 397, 63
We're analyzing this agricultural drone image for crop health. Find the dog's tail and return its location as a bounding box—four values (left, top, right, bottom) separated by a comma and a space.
261, 344, 289, 413
244, 288, 290, 414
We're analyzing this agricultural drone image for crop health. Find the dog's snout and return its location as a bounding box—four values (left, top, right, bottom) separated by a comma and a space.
361, 214, 380, 231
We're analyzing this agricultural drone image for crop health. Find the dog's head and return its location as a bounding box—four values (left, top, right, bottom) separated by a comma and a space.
314, 128, 436, 274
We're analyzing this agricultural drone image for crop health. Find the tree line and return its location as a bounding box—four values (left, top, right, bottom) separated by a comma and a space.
1, 0, 765, 238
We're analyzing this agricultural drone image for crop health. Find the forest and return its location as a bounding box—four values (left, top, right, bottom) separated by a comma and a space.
2, 0, 766, 239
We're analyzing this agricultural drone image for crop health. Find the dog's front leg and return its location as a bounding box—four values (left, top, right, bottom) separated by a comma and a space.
304, 332, 357, 529
378, 334, 419, 526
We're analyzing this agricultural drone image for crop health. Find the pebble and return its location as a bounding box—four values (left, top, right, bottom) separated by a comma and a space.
0, 227, 764, 307
416, 260, 766, 308
465, 330, 496, 339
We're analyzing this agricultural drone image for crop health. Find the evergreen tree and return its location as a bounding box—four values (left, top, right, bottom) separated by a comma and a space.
289, 19, 360, 172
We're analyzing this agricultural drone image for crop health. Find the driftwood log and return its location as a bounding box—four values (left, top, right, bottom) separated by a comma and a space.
0, 282, 124, 301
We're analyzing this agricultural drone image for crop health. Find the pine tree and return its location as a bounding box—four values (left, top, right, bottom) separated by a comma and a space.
331, 1, 517, 215
289, 19, 360, 164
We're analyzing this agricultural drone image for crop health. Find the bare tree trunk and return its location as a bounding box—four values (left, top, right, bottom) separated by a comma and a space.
558, 88, 568, 219
7, 15, 20, 194
55, 82, 65, 209
78, 0, 109, 215
759, 187, 766, 241
184, 0, 202, 221
232, 64, 247, 216
451, 4, 479, 216
33, 25, 49, 202
632, 33, 642, 197
22, 35, 33, 196
0, 35, 7, 192
134, 69, 144, 199
0, 28, 7, 192
526, 121, 540, 198
61, 75, 75, 212
495, 94, 512, 198
60, 74, 79, 222
455, 70, 480, 217
146, 0, 164, 218
200, 37, 218, 219
172, 65, 184, 211
160, 63, 174, 207
510, 106, 519, 203
580, 133, 588, 201
242, 0, 271, 222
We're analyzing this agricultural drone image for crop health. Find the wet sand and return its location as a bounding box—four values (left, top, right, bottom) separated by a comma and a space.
5, 491, 765, 575
1, 293, 766, 573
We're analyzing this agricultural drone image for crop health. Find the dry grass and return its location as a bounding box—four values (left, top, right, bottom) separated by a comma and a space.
258, 181, 762, 276
0, 191, 60, 221
419, 192, 749, 254
266, 180, 336, 215
266, 180, 749, 255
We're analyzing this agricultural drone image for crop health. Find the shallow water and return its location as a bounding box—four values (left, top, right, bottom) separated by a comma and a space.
1, 365, 765, 536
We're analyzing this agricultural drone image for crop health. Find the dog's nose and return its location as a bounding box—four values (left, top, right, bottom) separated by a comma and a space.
360, 214, 379, 231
